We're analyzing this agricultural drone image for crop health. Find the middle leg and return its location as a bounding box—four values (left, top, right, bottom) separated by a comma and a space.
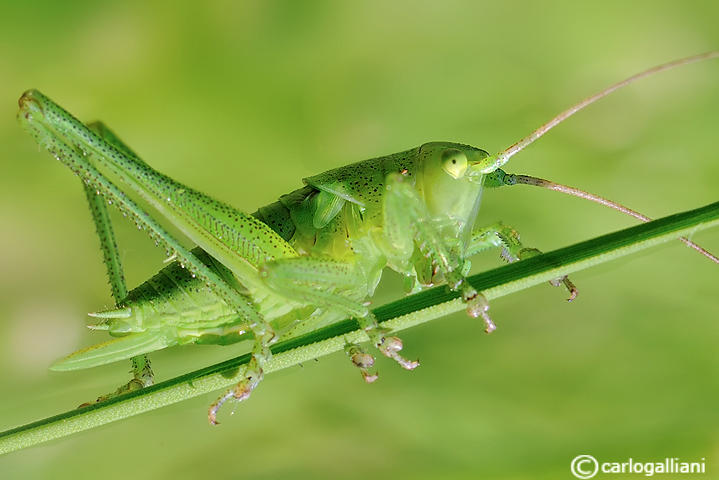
260, 255, 420, 380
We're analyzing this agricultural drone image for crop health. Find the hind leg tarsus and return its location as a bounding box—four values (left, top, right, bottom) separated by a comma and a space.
79, 354, 154, 408
207, 328, 275, 425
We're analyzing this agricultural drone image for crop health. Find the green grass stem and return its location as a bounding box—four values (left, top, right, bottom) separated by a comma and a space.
1, 200, 718, 454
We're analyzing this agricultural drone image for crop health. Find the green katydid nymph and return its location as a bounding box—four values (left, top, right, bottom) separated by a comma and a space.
17, 52, 719, 425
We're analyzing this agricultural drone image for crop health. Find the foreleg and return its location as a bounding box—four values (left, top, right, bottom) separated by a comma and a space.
382, 173, 496, 332
467, 222, 579, 300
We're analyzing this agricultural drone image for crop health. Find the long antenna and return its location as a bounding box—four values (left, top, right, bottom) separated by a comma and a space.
502, 173, 719, 264
477, 51, 719, 173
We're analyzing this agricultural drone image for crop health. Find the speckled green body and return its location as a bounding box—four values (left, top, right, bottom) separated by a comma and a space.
18, 89, 504, 422
17, 88, 496, 372
96, 143, 492, 353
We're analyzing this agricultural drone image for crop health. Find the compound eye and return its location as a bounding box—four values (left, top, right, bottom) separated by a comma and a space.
441, 149, 468, 179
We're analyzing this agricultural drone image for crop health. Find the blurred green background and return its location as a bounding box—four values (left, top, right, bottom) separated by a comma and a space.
1, 1, 718, 478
